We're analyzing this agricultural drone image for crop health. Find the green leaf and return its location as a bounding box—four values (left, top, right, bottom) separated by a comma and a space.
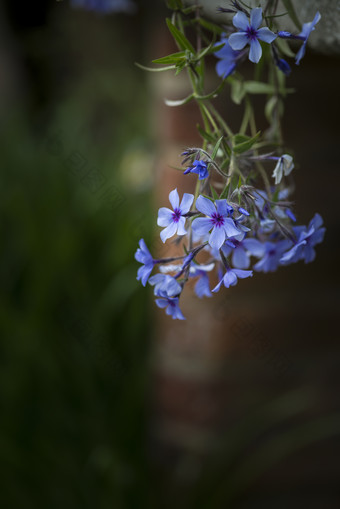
230, 79, 245, 105
211, 136, 224, 161
219, 183, 230, 200
282, 0, 302, 31
166, 0, 183, 9
195, 18, 224, 36
166, 18, 196, 54
275, 37, 295, 58
194, 80, 226, 101
210, 185, 220, 201
164, 94, 194, 107
233, 131, 261, 154
135, 62, 176, 73
152, 51, 186, 65
197, 125, 216, 143
244, 81, 276, 95
197, 42, 223, 60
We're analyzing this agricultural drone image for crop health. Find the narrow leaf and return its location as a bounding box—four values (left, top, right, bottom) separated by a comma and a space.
211, 136, 224, 161
135, 62, 176, 73
282, 0, 302, 31
233, 131, 261, 154
166, 18, 195, 53
164, 94, 194, 107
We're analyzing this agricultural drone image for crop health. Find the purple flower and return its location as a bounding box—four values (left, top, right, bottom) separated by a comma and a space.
228, 7, 277, 63
155, 295, 185, 320
157, 188, 194, 243
192, 196, 241, 250
280, 213, 325, 264
253, 239, 292, 272
71, 0, 136, 13
135, 239, 154, 286
148, 273, 182, 298
214, 38, 240, 78
184, 160, 209, 180
212, 267, 253, 292
296, 12, 321, 65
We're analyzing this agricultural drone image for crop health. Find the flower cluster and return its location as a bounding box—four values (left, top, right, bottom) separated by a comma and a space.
215, 7, 320, 77
135, 3, 324, 320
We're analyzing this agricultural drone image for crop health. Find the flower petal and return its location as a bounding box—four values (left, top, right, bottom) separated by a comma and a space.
155, 298, 168, 309
212, 279, 224, 293
257, 27, 277, 43
209, 226, 226, 250
215, 199, 231, 217
223, 217, 241, 238
192, 217, 213, 236
176, 216, 187, 236
250, 7, 262, 30
169, 188, 179, 210
195, 195, 216, 217
232, 247, 250, 269
180, 192, 194, 214
232, 11, 249, 31
157, 207, 174, 227
223, 270, 238, 288
160, 221, 177, 243
233, 269, 253, 279
243, 238, 266, 257
249, 38, 262, 63
228, 32, 249, 51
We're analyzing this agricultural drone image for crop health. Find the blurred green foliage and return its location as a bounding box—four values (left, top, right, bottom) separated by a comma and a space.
0, 5, 156, 507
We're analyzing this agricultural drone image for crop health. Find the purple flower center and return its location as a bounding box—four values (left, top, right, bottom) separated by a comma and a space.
268, 249, 276, 256
172, 208, 181, 223
246, 26, 258, 41
211, 212, 225, 228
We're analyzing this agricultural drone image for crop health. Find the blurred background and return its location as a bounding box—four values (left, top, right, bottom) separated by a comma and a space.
0, 1, 339, 508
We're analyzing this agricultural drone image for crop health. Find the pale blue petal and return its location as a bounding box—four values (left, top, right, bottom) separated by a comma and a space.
160, 221, 177, 243
232, 247, 250, 269
157, 207, 173, 227
250, 7, 262, 30
215, 199, 229, 217
169, 188, 179, 210
223, 271, 238, 288
155, 298, 168, 309
192, 217, 213, 236
295, 43, 306, 65
309, 213, 323, 231
243, 238, 266, 257
249, 38, 262, 63
223, 218, 241, 238
216, 59, 236, 79
180, 193, 194, 214
257, 27, 277, 43
195, 195, 216, 217
209, 226, 226, 250
229, 33, 249, 51
233, 269, 253, 279
137, 264, 153, 287
176, 216, 187, 236
232, 11, 249, 31
212, 279, 224, 293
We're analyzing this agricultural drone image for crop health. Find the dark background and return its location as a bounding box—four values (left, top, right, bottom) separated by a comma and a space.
0, 1, 339, 508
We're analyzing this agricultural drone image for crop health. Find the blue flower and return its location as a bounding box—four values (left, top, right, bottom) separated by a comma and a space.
189, 263, 214, 298
71, 0, 136, 14
280, 213, 325, 264
214, 38, 240, 78
192, 196, 241, 250
157, 188, 194, 243
135, 238, 154, 286
253, 239, 292, 272
184, 160, 209, 180
228, 7, 277, 63
222, 237, 265, 269
155, 294, 185, 320
295, 12, 321, 65
212, 267, 253, 292
148, 274, 182, 298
